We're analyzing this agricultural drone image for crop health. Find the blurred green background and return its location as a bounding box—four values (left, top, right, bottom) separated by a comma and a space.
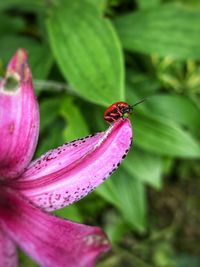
0, 0, 200, 266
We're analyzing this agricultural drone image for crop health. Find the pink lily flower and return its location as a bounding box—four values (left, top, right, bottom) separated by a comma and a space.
0, 49, 132, 267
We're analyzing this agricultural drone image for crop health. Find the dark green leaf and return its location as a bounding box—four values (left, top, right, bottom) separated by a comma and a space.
114, 4, 200, 60
127, 72, 160, 97
36, 97, 65, 157
105, 213, 131, 244
146, 94, 200, 135
97, 168, 147, 232
0, 15, 25, 35
39, 98, 61, 134
36, 120, 65, 157
0, 0, 45, 12
136, 0, 161, 9
60, 96, 90, 140
123, 148, 162, 189
0, 36, 53, 79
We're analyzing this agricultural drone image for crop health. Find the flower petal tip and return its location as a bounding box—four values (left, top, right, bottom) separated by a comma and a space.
82, 228, 111, 267
7, 48, 28, 70
84, 227, 111, 250
6, 48, 31, 83
0, 49, 39, 179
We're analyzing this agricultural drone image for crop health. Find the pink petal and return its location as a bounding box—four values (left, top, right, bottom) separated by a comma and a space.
0, 49, 39, 179
0, 225, 18, 267
20, 132, 104, 181
10, 119, 132, 211
0, 189, 110, 267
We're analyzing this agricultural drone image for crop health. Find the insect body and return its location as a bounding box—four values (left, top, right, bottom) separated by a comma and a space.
104, 102, 132, 123
104, 100, 145, 124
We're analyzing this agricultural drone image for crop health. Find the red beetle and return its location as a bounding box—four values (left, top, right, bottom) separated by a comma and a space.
104, 100, 145, 124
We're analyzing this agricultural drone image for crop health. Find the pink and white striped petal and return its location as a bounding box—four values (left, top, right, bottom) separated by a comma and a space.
0, 49, 39, 179
0, 189, 110, 267
0, 225, 18, 267
11, 119, 132, 211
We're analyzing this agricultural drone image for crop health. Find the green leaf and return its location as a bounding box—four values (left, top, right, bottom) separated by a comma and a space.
146, 94, 200, 135
39, 98, 61, 134
97, 168, 147, 232
105, 214, 131, 244
37, 95, 90, 156
19, 251, 38, 267
114, 4, 200, 60
162, 157, 174, 176
54, 205, 83, 223
0, 36, 53, 79
133, 112, 200, 158
127, 72, 160, 96
175, 253, 200, 267
46, 0, 124, 106
36, 119, 65, 157
60, 96, 90, 140
123, 148, 162, 189
36, 97, 65, 157
176, 0, 200, 9
125, 83, 149, 115
0, 15, 25, 35
113, 168, 147, 232
0, 0, 45, 12
96, 178, 120, 208
136, 0, 161, 9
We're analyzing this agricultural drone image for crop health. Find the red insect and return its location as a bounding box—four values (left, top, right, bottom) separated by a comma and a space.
104, 100, 145, 124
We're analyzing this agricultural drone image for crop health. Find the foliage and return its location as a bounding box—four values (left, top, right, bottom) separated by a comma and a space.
0, 0, 200, 266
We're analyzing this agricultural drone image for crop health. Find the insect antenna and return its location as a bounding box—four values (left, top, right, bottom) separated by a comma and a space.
130, 99, 146, 108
